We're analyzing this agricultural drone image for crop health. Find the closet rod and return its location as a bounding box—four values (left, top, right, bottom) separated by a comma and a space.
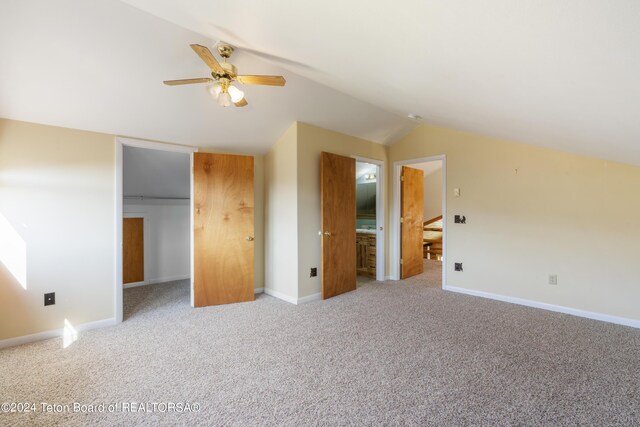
124, 196, 190, 200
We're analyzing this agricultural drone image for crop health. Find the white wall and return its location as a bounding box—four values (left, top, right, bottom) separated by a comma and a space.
0, 119, 115, 341
123, 200, 190, 284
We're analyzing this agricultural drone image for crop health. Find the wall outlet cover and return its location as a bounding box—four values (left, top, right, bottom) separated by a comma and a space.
548, 274, 558, 285
454, 263, 463, 272
454, 215, 466, 224
310, 267, 317, 277
44, 292, 55, 306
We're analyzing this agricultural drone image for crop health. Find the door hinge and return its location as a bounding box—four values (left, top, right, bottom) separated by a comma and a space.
400, 217, 404, 223
401, 175, 404, 182
400, 259, 404, 264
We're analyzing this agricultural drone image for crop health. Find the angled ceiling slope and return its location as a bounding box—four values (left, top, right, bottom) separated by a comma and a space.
121, 0, 640, 165
0, 0, 412, 154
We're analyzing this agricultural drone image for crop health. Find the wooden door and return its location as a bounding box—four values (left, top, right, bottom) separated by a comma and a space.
321, 152, 356, 299
401, 166, 424, 278
123, 217, 144, 284
193, 153, 254, 307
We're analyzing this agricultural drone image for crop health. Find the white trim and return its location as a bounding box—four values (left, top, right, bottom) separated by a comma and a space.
264, 288, 298, 305
148, 275, 190, 284
392, 155, 446, 288
115, 137, 198, 323
352, 155, 385, 282
254, 287, 264, 294
117, 137, 197, 154
297, 292, 321, 304
0, 318, 117, 350
384, 275, 393, 281
444, 286, 640, 329
190, 153, 195, 308
114, 141, 123, 324
123, 275, 191, 289
123, 281, 146, 289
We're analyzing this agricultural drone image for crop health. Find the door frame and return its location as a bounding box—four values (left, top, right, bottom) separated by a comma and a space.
115, 137, 198, 324
122, 213, 148, 288
391, 155, 446, 287
352, 155, 385, 281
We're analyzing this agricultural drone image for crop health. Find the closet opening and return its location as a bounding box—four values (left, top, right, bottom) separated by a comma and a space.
119, 143, 192, 321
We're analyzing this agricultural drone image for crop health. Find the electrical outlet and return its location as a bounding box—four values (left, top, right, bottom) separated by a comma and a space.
455, 263, 463, 272
548, 275, 558, 285
310, 267, 317, 277
454, 215, 466, 224
44, 292, 55, 306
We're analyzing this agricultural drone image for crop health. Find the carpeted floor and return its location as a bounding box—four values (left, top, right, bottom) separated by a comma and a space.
1, 259, 639, 426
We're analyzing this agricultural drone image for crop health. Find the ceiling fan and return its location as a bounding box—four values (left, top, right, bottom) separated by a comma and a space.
163, 44, 286, 107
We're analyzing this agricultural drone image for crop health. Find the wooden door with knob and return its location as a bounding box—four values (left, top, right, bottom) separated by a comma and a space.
321, 152, 356, 299
193, 153, 254, 306
400, 166, 424, 279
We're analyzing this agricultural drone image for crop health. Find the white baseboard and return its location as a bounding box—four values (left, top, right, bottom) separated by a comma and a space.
444, 285, 640, 329
297, 292, 321, 304
0, 318, 117, 350
123, 281, 146, 289
148, 275, 190, 284
264, 288, 298, 304
124, 275, 190, 289
384, 275, 395, 281
263, 288, 321, 304
254, 287, 264, 294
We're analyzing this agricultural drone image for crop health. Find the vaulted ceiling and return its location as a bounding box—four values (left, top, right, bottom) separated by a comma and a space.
2, 1, 639, 164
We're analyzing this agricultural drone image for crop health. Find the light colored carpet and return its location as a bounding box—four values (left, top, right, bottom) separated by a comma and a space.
1, 260, 639, 426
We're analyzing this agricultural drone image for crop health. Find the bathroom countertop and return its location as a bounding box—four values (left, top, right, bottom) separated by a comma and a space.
356, 229, 376, 234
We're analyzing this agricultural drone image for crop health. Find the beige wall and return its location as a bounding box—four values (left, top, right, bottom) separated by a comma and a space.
0, 119, 116, 340
389, 124, 640, 321
264, 123, 299, 299
297, 122, 388, 298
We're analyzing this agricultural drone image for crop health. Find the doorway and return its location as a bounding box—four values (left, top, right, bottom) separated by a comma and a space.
120, 143, 192, 320
354, 158, 385, 283
115, 137, 197, 323
392, 155, 446, 287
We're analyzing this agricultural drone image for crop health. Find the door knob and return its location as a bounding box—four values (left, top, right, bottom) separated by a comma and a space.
246, 236, 254, 241
379, 226, 383, 231
323, 231, 331, 237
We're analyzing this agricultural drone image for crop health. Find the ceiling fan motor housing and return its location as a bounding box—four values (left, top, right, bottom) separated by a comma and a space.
220, 62, 237, 77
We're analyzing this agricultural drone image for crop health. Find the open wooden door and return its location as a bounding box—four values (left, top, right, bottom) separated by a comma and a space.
123, 217, 144, 284
321, 152, 356, 299
193, 153, 254, 307
401, 166, 424, 279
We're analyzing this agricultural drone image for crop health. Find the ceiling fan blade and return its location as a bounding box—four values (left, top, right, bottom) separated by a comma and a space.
190, 44, 225, 75
163, 78, 213, 86
234, 98, 248, 107
236, 75, 286, 86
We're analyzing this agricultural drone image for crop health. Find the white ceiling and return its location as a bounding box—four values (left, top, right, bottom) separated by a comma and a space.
2, 1, 639, 164
123, 146, 190, 198
0, 0, 411, 154
119, 0, 640, 165
356, 162, 377, 180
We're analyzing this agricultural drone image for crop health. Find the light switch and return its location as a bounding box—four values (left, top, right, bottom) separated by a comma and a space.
454, 188, 461, 197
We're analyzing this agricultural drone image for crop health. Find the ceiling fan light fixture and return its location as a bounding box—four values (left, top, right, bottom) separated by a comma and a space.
227, 85, 245, 103
207, 83, 221, 98
217, 91, 232, 107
